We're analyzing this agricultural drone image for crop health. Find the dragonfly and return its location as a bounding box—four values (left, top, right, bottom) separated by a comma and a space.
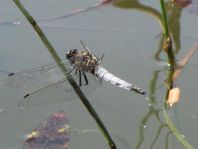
5, 41, 146, 107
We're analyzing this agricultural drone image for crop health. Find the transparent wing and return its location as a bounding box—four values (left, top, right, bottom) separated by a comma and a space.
4, 61, 101, 107
18, 70, 101, 107
4, 60, 71, 89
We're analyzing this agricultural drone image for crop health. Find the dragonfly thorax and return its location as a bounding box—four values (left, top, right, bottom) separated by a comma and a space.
66, 49, 99, 74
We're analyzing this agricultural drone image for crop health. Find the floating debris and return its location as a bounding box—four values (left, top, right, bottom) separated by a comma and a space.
167, 87, 181, 107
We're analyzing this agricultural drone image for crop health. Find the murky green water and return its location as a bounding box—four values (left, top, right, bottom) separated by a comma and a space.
0, 0, 198, 149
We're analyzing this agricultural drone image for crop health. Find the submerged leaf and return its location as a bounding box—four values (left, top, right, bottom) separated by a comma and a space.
173, 42, 198, 81
173, 0, 192, 7
23, 111, 70, 149
113, 0, 141, 8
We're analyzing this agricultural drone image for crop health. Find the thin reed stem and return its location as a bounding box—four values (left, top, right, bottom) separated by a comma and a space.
159, 1, 194, 148
160, 0, 175, 98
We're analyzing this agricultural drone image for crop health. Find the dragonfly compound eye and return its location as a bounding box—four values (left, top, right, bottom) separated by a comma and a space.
66, 49, 78, 59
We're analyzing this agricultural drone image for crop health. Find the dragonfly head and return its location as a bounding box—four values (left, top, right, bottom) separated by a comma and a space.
66, 49, 78, 60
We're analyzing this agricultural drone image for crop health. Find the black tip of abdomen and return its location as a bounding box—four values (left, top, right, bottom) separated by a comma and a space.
131, 86, 146, 95
140, 90, 146, 95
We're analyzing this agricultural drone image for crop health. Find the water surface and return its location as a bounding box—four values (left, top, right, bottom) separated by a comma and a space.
0, 0, 198, 149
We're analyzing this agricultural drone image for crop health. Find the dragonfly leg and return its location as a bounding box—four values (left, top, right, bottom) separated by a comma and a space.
67, 66, 76, 75
99, 53, 104, 64
74, 67, 78, 75
78, 70, 82, 87
82, 72, 88, 85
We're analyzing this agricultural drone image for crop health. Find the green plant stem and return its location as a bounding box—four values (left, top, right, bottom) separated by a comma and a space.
159, 1, 194, 148
160, 0, 175, 98
13, 0, 116, 148
163, 108, 194, 149
160, 0, 169, 38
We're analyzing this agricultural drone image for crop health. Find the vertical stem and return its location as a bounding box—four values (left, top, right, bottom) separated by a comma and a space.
159, 2, 194, 148
160, 0, 169, 38
12, 0, 116, 148
160, 0, 175, 99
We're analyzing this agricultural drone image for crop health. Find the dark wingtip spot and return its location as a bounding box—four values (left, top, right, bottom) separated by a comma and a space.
8, 73, 15, 76
24, 94, 30, 98
135, 90, 146, 95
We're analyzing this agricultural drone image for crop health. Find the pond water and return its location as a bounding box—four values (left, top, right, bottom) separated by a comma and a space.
0, 0, 198, 149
